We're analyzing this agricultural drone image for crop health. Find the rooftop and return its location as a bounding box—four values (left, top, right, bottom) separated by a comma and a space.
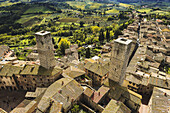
149, 87, 170, 113
35, 30, 51, 36
114, 38, 132, 45
102, 99, 131, 113
0, 64, 23, 77
20, 65, 62, 76
63, 66, 85, 78
92, 86, 110, 104
84, 62, 109, 77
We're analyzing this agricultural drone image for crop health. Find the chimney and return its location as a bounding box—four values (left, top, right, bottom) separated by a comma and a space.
164, 93, 167, 97
62, 81, 64, 86
67, 96, 69, 102
116, 101, 119, 105
71, 98, 74, 104
58, 89, 62, 94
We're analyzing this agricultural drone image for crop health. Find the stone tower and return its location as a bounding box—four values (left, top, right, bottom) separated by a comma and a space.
35, 31, 56, 69
109, 38, 132, 85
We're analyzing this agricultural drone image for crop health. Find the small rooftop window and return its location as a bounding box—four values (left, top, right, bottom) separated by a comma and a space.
120, 38, 127, 41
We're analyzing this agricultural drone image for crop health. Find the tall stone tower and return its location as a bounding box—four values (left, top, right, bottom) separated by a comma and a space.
35, 31, 56, 69
109, 38, 132, 85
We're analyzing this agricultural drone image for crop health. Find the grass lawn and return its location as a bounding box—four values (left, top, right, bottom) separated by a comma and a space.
106, 8, 119, 14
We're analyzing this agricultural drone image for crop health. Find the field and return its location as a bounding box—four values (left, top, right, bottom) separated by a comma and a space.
0, 1, 21, 7
58, 18, 79, 22
119, 3, 134, 8
24, 6, 55, 14
66, 1, 103, 10
150, 10, 170, 15
137, 8, 152, 13
88, 2, 103, 9
106, 8, 119, 14
66, 1, 87, 10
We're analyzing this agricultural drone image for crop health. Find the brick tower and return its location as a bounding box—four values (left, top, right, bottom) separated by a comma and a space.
35, 31, 56, 69
109, 38, 132, 85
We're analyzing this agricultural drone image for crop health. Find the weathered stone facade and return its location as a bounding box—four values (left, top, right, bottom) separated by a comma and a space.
109, 38, 132, 85
35, 31, 56, 69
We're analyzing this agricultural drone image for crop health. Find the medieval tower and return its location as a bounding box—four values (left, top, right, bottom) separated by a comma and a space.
109, 38, 132, 85
35, 31, 56, 69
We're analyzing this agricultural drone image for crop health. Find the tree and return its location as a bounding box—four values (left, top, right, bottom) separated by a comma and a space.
71, 105, 80, 113
80, 21, 85, 27
58, 38, 70, 55
99, 29, 104, 43
93, 21, 95, 26
91, 26, 100, 34
114, 29, 122, 38
86, 47, 91, 58
106, 29, 110, 42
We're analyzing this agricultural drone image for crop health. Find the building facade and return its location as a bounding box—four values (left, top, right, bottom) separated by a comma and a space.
35, 31, 56, 69
109, 38, 132, 85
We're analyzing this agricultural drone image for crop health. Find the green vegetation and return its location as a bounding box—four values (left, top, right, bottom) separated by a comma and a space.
137, 8, 152, 13
0, 0, 169, 60
119, 3, 134, 8
106, 8, 119, 14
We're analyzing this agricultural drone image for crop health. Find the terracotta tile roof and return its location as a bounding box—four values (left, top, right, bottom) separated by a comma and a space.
20, 65, 62, 76
0, 45, 9, 58
149, 87, 170, 113
37, 78, 83, 112
84, 87, 94, 97
92, 86, 110, 104
84, 62, 109, 77
0, 64, 23, 76
63, 66, 85, 78
102, 99, 131, 113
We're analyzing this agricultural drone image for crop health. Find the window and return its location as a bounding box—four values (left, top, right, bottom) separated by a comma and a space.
33, 78, 35, 81
117, 50, 119, 55
30, 67, 35, 72
12, 82, 14, 84
40, 41, 44, 45
22, 75, 26, 78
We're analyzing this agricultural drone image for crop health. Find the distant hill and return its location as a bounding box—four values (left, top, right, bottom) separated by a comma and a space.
116, 0, 170, 3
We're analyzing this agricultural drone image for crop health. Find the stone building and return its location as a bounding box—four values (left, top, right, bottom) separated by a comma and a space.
109, 38, 132, 85
82, 85, 110, 112
36, 78, 84, 113
102, 99, 131, 113
148, 87, 170, 113
16, 65, 62, 91
35, 31, 56, 69
0, 64, 23, 90
84, 61, 109, 86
